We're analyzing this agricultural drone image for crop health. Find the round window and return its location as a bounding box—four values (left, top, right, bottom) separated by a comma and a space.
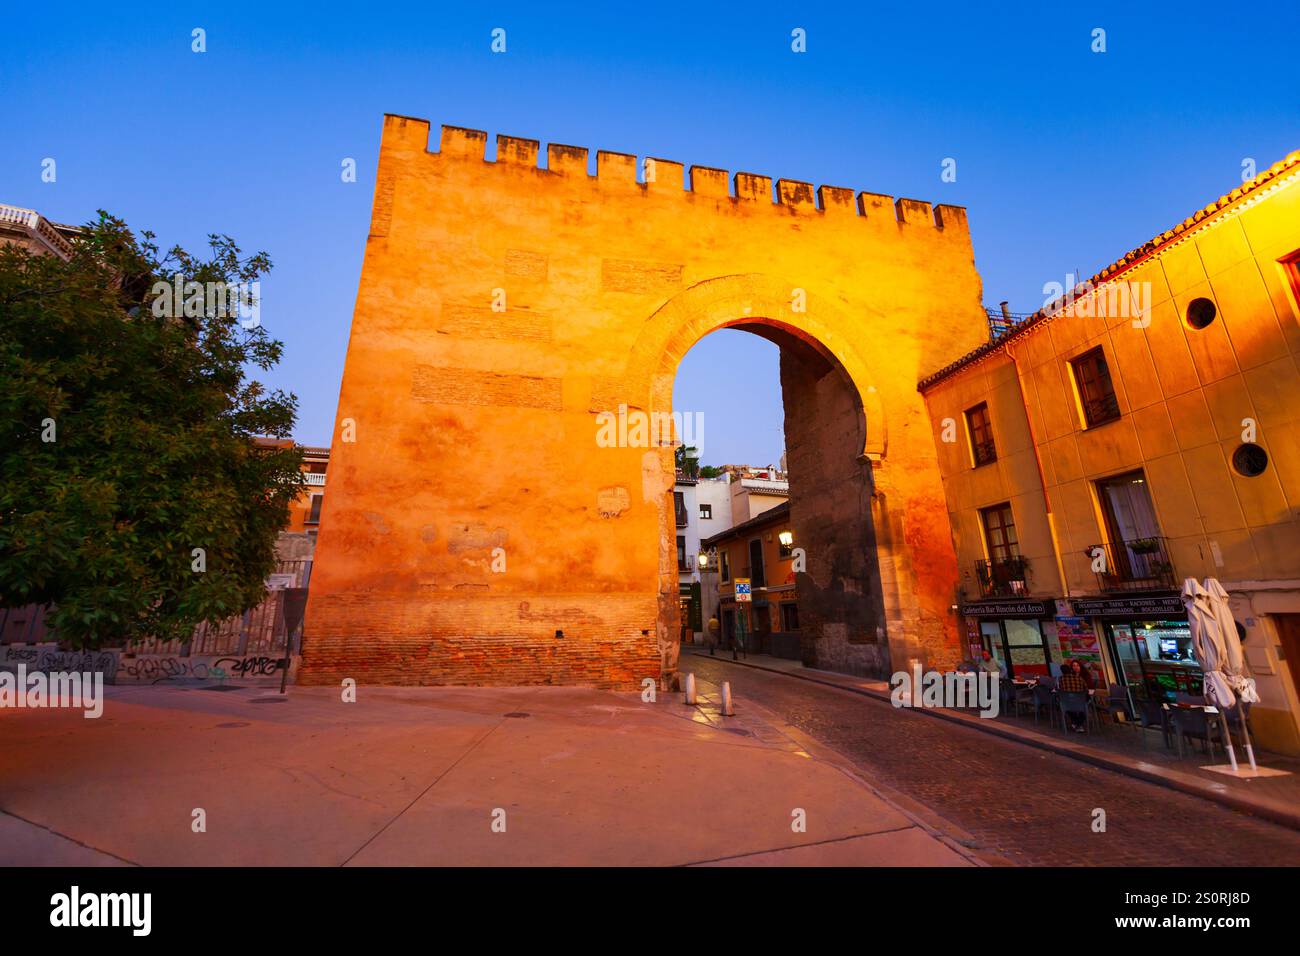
1232, 443, 1269, 477
1185, 297, 1217, 330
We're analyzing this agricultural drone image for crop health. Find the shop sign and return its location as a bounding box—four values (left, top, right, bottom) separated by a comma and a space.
1069, 594, 1184, 617
959, 600, 1048, 618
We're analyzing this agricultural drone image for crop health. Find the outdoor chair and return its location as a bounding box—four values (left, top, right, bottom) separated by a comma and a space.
1170, 706, 1225, 760
1059, 690, 1091, 735
1011, 682, 1034, 718
1104, 683, 1133, 717
1032, 683, 1057, 727
1037, 675, 1057, 690
1100, 683, 1135, 733
1135, 699, 1171, 750
998, 677, 1016, 717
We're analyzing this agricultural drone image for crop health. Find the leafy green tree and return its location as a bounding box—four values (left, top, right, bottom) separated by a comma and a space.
675, 444, 700, 479
697, 465, 724, 479
0, 213, 303, 648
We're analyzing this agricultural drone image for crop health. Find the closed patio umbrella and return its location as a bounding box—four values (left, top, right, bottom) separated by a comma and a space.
1205, 577, 1259, 771
1181, 578, 1240, 772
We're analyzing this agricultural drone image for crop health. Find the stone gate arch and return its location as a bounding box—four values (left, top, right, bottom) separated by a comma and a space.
631, 274, 914, 684
623, 273, 888, 460
298, 115, 991, 689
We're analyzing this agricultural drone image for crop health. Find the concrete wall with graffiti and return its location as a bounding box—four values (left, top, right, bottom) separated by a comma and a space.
1, 644, 300, 685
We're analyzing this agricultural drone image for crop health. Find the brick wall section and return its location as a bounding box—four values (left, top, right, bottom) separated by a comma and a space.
302, 593, 657, 687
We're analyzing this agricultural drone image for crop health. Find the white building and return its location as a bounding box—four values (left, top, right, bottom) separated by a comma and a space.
675, 474, 733, 642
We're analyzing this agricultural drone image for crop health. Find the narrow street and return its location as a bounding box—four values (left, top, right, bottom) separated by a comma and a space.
687, 654, 1300, 866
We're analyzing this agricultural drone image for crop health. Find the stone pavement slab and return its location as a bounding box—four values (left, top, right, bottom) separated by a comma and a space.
0, 682, 976, 867
0, 811, 130, 867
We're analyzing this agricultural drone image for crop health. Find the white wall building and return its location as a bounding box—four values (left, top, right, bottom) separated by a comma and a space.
675, 475, 734, 641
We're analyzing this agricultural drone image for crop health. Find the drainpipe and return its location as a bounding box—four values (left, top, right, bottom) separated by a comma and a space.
1003, 340, 1071, 600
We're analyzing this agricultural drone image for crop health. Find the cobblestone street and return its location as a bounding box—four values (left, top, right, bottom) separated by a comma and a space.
688, 655, 1300, 866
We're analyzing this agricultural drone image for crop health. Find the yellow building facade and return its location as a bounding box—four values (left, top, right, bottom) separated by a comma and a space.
921, 150, 1300, 753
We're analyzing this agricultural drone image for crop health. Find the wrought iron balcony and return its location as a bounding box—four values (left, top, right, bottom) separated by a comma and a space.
975, 556, 1031, 598
674, 497, 689, 527
1081, 392, 1121, 428
1089, 536, 1176, 591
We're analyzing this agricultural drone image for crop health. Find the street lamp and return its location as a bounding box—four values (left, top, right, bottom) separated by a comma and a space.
778, 530, 794, 547
697, 551, 709, 569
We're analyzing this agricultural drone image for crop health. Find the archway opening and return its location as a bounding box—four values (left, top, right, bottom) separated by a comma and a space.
664, 318, 891, 680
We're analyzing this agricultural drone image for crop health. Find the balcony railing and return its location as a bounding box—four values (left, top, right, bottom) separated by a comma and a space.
0, 203, 75, 260
1090, 536, 1176, 591
1081, 392, 1121, 428
674, 498, 688, 527
303, 472, 326, 486
975, 556, 1031, 598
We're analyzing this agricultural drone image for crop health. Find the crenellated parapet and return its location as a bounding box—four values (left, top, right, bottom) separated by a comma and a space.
380, 114, 968, 233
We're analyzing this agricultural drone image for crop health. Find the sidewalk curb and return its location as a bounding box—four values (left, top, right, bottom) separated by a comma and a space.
685, 650, 1300, 833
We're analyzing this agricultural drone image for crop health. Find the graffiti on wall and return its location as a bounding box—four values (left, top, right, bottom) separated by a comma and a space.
2, 645, 119, 681
116, 654, 288, 684
2, 646, 293, 685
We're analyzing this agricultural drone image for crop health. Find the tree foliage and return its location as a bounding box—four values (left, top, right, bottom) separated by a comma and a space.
0, 213, 303, 648
674, 444, 700, 479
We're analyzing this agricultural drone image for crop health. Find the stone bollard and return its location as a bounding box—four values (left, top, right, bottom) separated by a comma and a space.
683, 672, 697, 706
720, 681, 735, 717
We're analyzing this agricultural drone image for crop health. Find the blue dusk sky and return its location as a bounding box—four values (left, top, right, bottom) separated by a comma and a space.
3, 2, 1296, 466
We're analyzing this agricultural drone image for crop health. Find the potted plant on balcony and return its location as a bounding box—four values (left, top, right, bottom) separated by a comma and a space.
1128, 537, 1162, 555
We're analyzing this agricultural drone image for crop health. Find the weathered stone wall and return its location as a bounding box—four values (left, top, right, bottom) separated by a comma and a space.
781, 347, 890, 675
299, 114, 989, 688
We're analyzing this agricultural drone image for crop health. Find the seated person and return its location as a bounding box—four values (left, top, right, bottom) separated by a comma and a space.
1058, 659, 1090, 732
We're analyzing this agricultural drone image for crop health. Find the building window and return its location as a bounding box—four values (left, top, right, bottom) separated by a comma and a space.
720, 550, 730, 583
676, 536, 687, 571
307, 493, 323, 524
980, 619, 1055, 680
1094, 470, 1174, 589
781, 603, 800, 631
749, 539, 766, 588
1281, 250, 1300, 312
1232, 442, 1269, 477
980, 503, 1019, 564
1104, 619, 1203, 703
699, 503, 712, 519
673, 492, 688, 528
1070, 347, 1121, 428
1184, 297, 1217, 330
965, 402, 997, 466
